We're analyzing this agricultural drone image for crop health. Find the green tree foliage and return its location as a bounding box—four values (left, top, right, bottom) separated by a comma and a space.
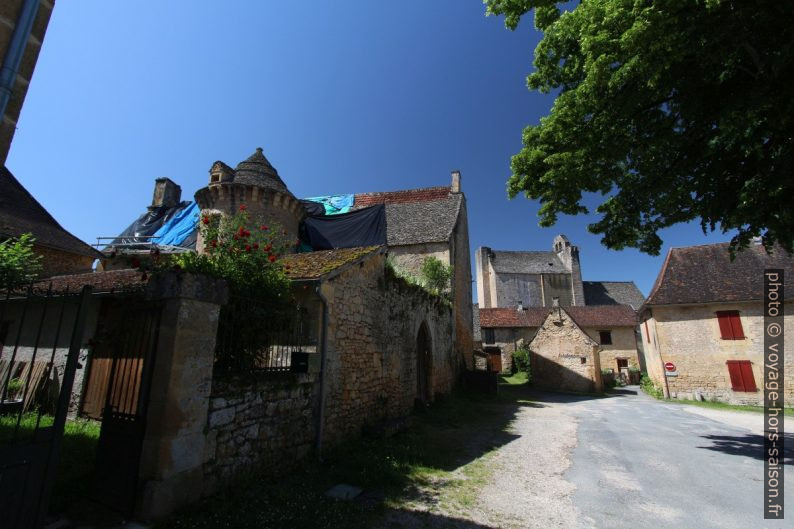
420, 256, 453, 295
0, 233, 43, 287
512, 346, 530, 374
485, 0, 794, 255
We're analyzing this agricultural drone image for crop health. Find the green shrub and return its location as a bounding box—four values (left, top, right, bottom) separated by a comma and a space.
0, 233, 42, 287
511, 347, 531, 384
640, 373, 664, 399
420, 256, 452, 295
5, 378, 23, 399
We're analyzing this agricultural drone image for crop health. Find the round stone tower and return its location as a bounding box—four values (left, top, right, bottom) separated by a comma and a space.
194, 147, 305, 253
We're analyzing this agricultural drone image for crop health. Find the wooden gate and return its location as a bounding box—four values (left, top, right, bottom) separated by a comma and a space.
89, 297, 162, 515
0, 285, 93, 529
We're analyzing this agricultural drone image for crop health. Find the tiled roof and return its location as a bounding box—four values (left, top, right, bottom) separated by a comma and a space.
486, 250, 568, 274
353, 186, 452, 208
35, 269, 148, 293
479, 305, 637, 329
385, 195, 462, 245
0, 166, 102, 259
479, 307, 549, 328
563, 305, 637, 327
583, 281, 645, 309
645, 242, 794, 306
282, 246, 383, 280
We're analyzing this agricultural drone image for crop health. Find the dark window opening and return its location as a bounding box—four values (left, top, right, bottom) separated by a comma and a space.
716, 311, 744, 340
598, 330, 612, 345
483, 328, 495, 344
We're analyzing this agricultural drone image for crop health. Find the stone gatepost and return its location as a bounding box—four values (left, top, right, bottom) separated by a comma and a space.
136, 272, 228, 520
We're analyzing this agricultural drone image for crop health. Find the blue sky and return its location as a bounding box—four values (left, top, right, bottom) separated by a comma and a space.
6, 0, 733, 299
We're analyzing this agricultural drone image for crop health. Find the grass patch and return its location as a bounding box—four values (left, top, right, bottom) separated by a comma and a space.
500, 372, 528, 386
158, 384, 535, 529
0, 413, 102, 521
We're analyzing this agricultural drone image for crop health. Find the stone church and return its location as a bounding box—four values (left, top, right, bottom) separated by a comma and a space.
474, 236, 645, 383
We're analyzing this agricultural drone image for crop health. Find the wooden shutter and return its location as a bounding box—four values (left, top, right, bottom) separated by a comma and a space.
717, 311, 744, 340
729, 313, 745, 340
726, 360, 756, 392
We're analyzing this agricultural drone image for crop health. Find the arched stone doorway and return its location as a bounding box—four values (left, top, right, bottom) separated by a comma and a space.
416, 322, 432, 404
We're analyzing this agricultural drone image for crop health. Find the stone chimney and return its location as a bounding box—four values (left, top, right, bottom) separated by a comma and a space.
451, 170, 461, 193
150, 178, 182, 210
517, 301, 524, 312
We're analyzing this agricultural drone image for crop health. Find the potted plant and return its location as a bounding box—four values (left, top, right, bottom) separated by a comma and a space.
1, 377, 24, 415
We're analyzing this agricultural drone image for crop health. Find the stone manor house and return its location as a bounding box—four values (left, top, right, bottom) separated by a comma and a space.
1, 147, 474, 519
474, 236, 645, 387
640, 241, 793, 406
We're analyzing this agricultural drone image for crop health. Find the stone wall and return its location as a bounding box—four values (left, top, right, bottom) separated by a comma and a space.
36, 244, 96, 278
485, 327, 537, 374
581, 326, 639, 372
642, 301, 794, 405
320, 252, 456, 446
203, 372, 320, 493
388, 242, 450, 279
528, 310, 603, 393
450, 200, 474, 368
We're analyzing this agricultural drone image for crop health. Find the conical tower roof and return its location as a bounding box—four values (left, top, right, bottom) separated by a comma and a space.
233, 147, 290, 192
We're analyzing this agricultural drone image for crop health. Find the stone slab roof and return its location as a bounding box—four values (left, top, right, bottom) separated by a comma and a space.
0, 166, 102, 259
35, 269, 148, 293
645, 242, 794, 306
385, 195, 462, 246
486, 250, 568, 274
282, 246, 383, 280
479, 305, 636, 329
583, 281, 645, 309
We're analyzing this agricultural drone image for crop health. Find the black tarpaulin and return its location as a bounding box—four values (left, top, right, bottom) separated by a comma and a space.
299, 204, 386, 250
300, 199, 326, 217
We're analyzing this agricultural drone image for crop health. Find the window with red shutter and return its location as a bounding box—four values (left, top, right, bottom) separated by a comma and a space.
716, 311, 744, 340
726, 360, 756, 392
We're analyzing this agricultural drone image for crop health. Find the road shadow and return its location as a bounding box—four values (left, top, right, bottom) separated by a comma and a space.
698, 433, 794, 465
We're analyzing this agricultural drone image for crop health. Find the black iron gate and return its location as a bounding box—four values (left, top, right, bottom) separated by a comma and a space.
91, 297, 162, 515
0, 285, 93, 529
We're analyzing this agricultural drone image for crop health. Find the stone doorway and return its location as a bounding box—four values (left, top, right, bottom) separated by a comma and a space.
416, 322, 432, 404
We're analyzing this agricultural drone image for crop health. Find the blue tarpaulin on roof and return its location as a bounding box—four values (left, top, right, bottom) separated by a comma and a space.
151, 202, 199, 246
303, 194, 354, 215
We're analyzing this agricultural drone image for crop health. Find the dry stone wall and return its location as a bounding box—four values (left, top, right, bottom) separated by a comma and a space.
203, 373, 319, 493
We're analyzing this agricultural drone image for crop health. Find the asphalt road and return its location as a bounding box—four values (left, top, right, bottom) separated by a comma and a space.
563, 387, 793, 529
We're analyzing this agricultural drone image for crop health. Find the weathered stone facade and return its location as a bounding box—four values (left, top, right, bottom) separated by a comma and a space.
581, 327, 640, 372
319, 251, 456, 445
528, 308, 603, 393
203, 372, 320, 493
35, 244, 96, 277
642, 302, 794, 405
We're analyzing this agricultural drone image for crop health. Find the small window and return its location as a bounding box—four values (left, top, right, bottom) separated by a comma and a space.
483, 328, 495, 344
726, 360, 756, 392
211, 173, 220, 183
716, 311, 744, 340
598, 330, 612, 345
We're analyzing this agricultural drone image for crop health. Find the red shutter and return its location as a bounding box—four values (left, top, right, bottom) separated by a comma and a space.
738, 361, 756, 392
716, 311, 734, 339
729, 313, 745, 340
726, 361, 745, 391
726, 360, 756, 392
